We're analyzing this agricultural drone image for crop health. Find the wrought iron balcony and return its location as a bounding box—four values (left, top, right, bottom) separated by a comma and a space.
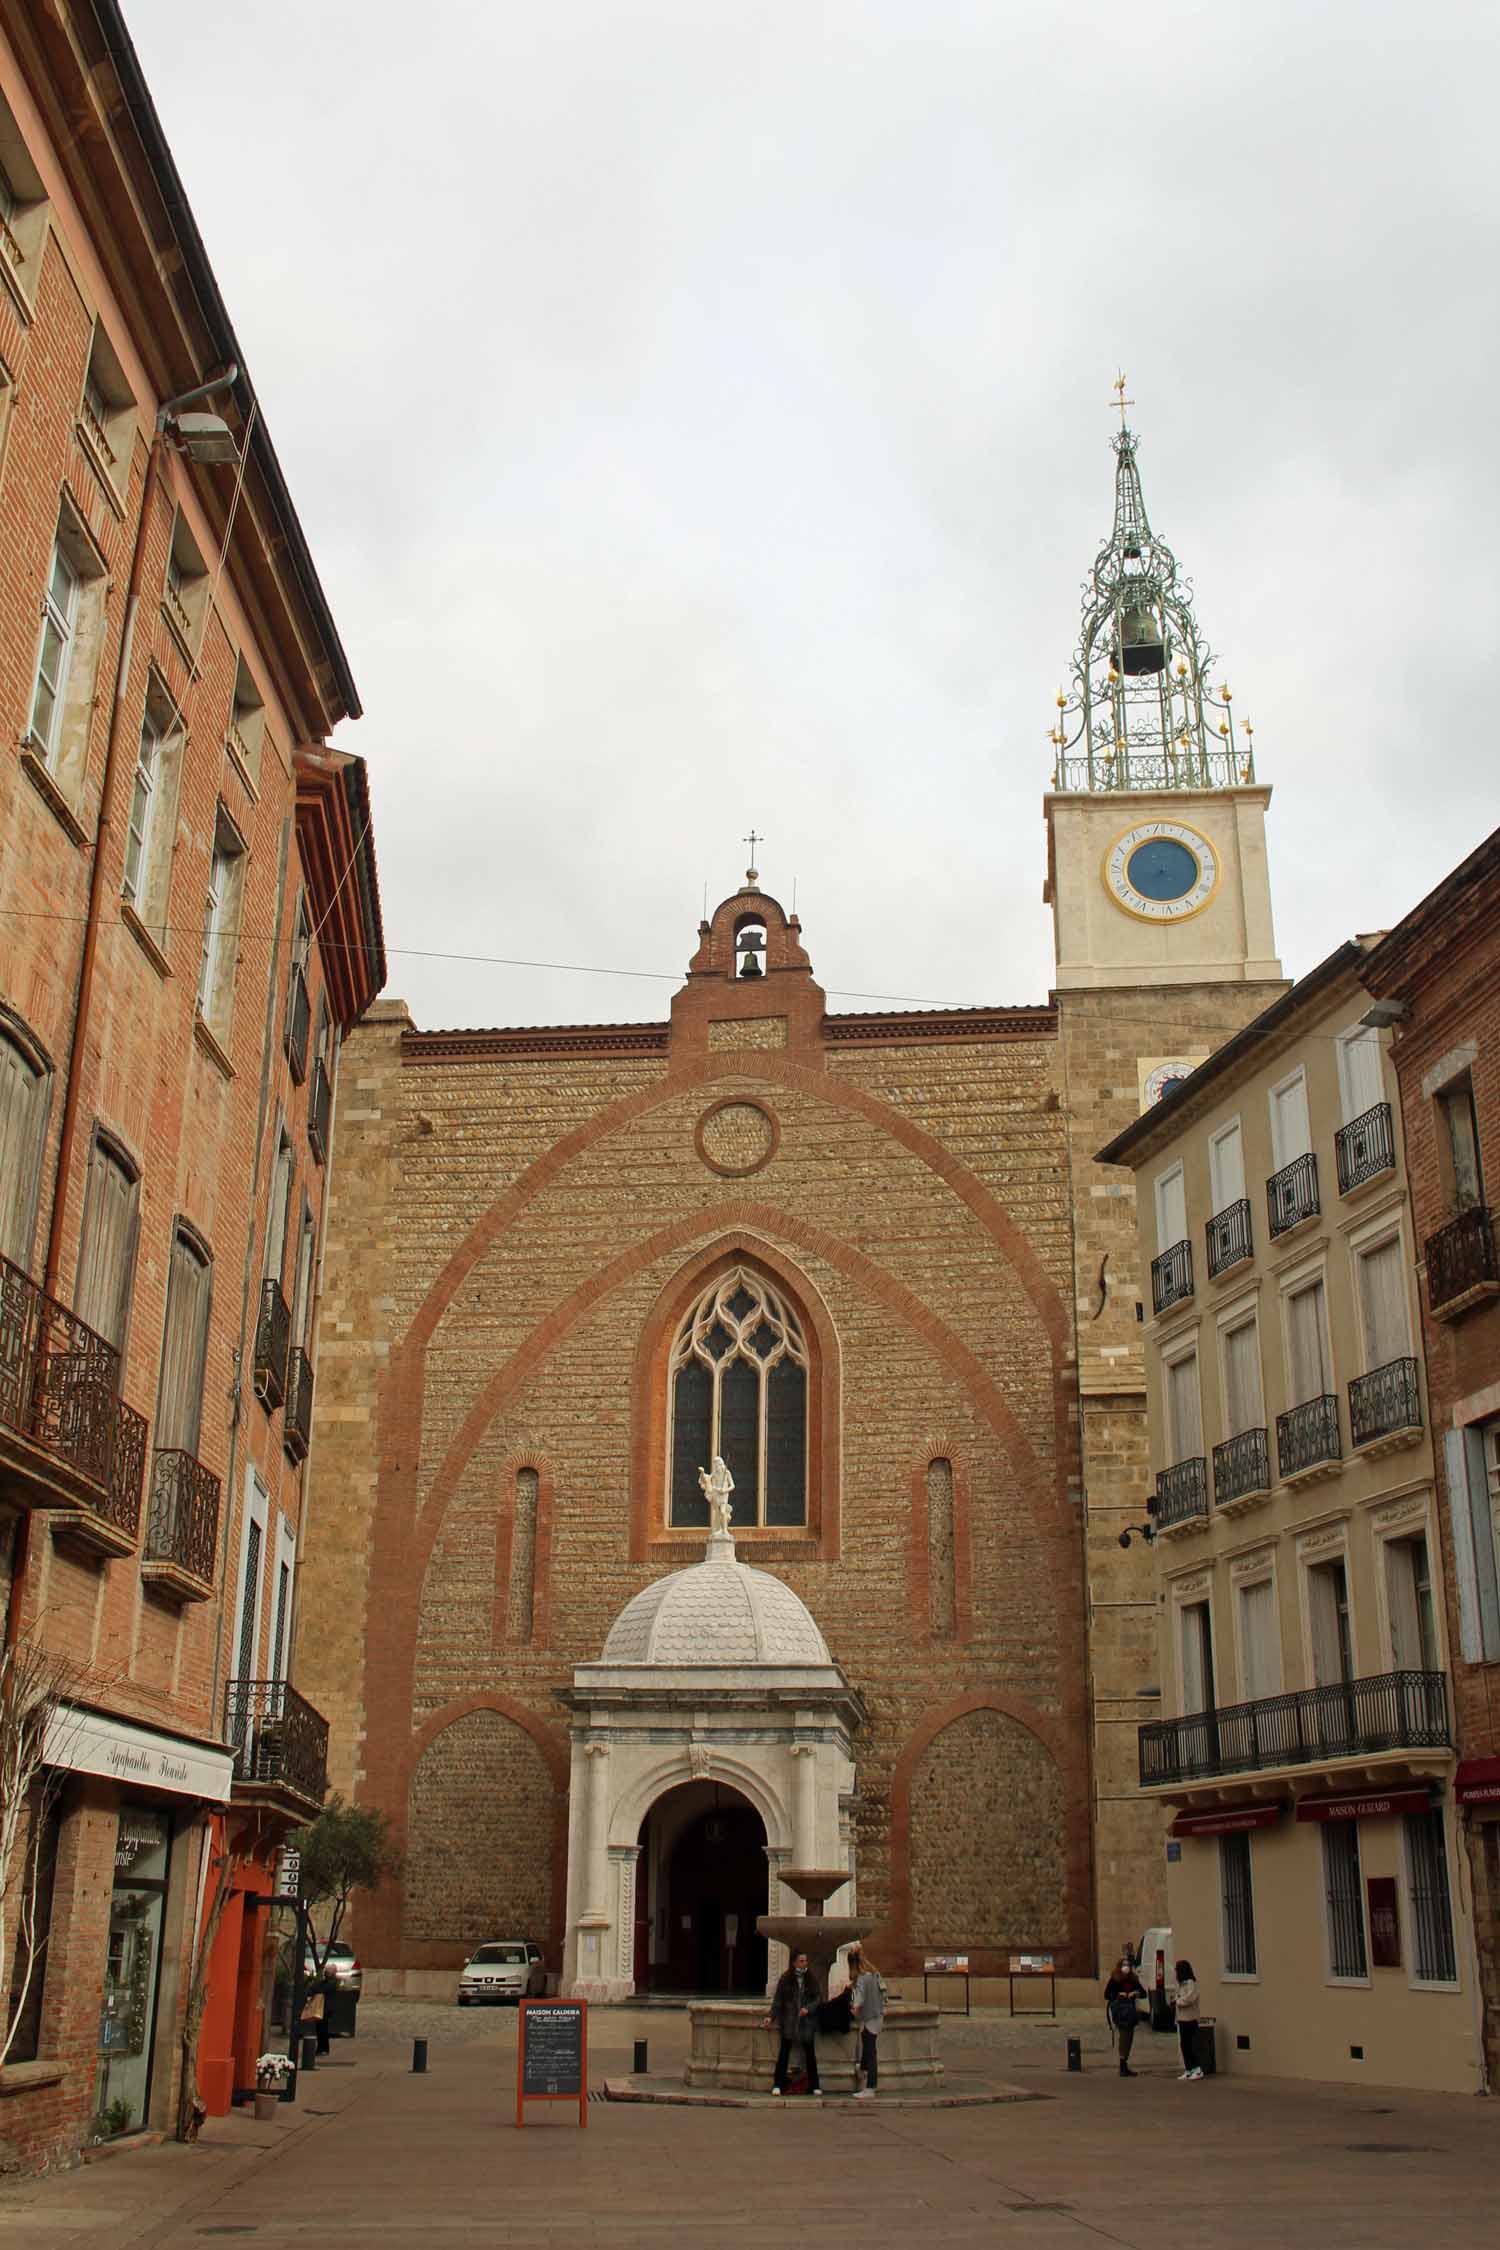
284, 1347, 315, 1465
224, 1678, 329, 1812
308, 1056, 332, 1166
1151, 1238, 1193, 1317
1335, 1102, 1395, 1196
254, 1278, 291, 1410
1267, 1151, 1320, 1239
0, 1254, 145, 1539
142, 1448, 220, 1599
1425, 1206, 1499, 1319
1155, 1456, 1208, 1531
284, 965, 311, 1084
1206, 1198, 1253, 1279
1139, 1668, 1449, 1788
1277, 1393, 1342, 1481
1348, 1356, 1422, 1450
1213, 1426, 1270, 1508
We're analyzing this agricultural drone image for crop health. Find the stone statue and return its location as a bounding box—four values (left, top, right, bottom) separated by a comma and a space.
698, 1454, 735, 1535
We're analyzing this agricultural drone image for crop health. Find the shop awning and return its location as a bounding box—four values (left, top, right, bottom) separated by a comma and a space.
1294, 1788, 1432, 1823
44, 1704, 233, 1802
1169, 1805, 1283, 1838
1454, 1757, 1500, 1808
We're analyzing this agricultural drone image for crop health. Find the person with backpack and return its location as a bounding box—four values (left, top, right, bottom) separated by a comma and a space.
846, 1944, 884, 2099
1104, 1954, 1146, 2077
1174, 1959, 1204, 2080
767, 1950, 823, 2097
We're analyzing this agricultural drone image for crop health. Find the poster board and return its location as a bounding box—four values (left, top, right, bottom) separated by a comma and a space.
516, 1999, 588, 2129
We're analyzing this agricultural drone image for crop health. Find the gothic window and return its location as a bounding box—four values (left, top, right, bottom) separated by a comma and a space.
667, 1266, 808, 1527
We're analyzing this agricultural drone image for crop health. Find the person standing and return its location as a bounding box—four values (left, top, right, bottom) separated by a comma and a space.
847, 1945, 884, 2099
768, 1950, 823, 2097
1173, 1959, 1204, 2081
1104, 1955, 1146, 2077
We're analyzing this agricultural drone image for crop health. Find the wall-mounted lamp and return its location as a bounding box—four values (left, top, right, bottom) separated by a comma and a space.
157, 363, 241, 466
1118, 1521, 1156, 1551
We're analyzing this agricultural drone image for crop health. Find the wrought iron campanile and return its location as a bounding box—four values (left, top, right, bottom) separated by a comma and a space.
1050, 382, 1255, 794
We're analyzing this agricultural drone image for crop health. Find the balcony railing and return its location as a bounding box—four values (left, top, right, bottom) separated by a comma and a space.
224, 1678, 329, 1810
254, 1278, 291, 1410
1155, 1456, 1209, 1530
1335, 1102, 1395, 1196
308, 1056, 332, 1167
1206, 1198, 1253, 1279
144, 1448, 220, 1592
1349, 1356, 1422, 1449
1267, 1151, 1320, 1239
284, 1348, 315, 1465
1277, 1393, 1342, 1480
1151, 1238, 1193, 1317
1140, 1668, 1450, 1788
1425, 1206, 1499, 1318
1213, 1426, 1270, 1507
284, 965, 311, 1084
0, 1255, 144, 1534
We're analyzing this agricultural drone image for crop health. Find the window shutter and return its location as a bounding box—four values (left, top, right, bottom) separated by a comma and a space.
1357, 1238, 1408, 1368
1287, 1282, 1328, 1404
1271, 1074, 1311, 1168
1338, 1027, 1384, 1123
74, 1142, 138, 1350
1166, 1352, 1202, 1463
0, 1037, 46, 1268
1209, 1122, 1245, 1211
1239, 1580, 1278, 1701
1223, 1320, 1263, 1436
156, 1232, 211, 1455
1443, 1427, 1500, 1662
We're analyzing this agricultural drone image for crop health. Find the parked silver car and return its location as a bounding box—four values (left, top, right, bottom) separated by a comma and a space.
456, 1941, 545, 2005
303, 1940, 363, 1996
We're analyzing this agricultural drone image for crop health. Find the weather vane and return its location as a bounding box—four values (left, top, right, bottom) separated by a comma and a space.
744, 828, 762, 882
1111, 372, 1134, 429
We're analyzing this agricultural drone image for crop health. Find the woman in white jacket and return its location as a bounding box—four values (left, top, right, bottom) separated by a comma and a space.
1174, 1959, 1203, 2081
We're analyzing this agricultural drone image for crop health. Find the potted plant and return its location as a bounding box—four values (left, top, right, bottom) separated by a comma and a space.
254, 2051, 292, 2120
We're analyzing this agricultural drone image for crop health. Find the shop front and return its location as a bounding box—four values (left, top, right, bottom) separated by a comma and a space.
1455, 1759, 1500, 2086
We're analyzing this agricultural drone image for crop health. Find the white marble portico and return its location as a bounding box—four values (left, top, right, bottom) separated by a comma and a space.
557, 1525, 863, 2002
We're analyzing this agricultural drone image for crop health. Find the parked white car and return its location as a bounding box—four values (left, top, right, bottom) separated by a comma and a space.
456, 1941, 546, 2005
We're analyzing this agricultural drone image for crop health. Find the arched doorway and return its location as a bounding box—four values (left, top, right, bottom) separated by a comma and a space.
636, 1782, 768, 1995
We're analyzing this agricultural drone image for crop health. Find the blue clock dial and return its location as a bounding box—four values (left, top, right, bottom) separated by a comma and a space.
1126, 837, 1199, 902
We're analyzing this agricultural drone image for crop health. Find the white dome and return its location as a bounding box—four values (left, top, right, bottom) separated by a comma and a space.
602, 1538, 830, 1667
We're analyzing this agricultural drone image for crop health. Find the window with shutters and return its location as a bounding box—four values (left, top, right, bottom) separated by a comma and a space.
155, 1228, 212, 1457
1269, 1069, 1312, 1168
74, 1135, 140, 1353
1163, 1345, 1202, 1466
26, 508, 108, 811
121, 677, 185, 945
265, 1132, 294, 1293
1355, 1233, 1409, 1371
1285, 1276, 1331, 1406
0, 1025, 50, 1271
1336, 1024, 1385, 1126
1435, 1076, 1484, 1213
1383, 1531, 1440, 1673
666, 1265, 808, 1527
1236, 1576, 1280, 1701
1208, 1117, 1245, 1211
1221, 1314, 1264, 1437
1179, 1597, 1215, 1716
196, 804, 247, 1046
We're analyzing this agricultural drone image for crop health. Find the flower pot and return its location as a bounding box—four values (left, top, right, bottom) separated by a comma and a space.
253, 2090, 280, 2121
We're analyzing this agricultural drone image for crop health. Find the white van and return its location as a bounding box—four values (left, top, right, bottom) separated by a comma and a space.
1133, 1928, 1177, 2027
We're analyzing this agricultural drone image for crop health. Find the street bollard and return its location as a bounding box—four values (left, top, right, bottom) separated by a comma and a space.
633, 2039, 648, 2075
1066, 2036, 1082, 2073
412, 2037, 428, 2075
300, 2034, 318, 2072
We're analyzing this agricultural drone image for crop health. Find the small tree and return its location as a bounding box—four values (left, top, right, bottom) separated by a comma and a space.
0, 1640, 87, 2067
291, 1793, 401, 1972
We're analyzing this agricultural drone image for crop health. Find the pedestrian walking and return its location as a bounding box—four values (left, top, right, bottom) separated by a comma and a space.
767, 1950, 823, 2097
1104, 1954, 1146, 2077
847, 1944, 884, 2099
1174, 1959, 1204, 2081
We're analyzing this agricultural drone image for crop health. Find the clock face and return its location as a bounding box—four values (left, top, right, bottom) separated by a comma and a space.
1103, 821, 1219, 922
1143, 1062, 1195, 1107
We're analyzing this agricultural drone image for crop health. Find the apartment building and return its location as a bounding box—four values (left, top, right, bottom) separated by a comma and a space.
0, 0, 382, 2167
1099, 940, 1480, 2093
1363, 828, 1500, 2087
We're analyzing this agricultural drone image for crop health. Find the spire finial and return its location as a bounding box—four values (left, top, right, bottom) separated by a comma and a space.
743, 827, 762, 885
1111, 371, 1134, 430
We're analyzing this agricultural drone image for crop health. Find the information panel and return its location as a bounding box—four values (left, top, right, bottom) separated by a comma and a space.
516, 1999, 587, 2128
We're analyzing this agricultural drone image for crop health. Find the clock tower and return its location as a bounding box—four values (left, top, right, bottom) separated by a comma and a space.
1047, 396, 1289, 1968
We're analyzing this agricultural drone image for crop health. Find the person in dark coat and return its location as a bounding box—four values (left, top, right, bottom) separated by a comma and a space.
1104, 1955, 1146, 2077
767, 1950, 823, 2096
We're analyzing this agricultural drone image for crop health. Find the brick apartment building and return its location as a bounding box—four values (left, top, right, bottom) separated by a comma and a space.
295, 415, 1288, 1999
0, 0, 382, 2168
1363, 829, 1500, 2085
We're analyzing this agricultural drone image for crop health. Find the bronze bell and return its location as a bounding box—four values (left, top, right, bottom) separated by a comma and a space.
1118, 603, 1166, 676
737, 926, 766, 978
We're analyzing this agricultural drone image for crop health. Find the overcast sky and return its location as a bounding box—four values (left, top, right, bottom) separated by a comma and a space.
129, 0, 1499, 1031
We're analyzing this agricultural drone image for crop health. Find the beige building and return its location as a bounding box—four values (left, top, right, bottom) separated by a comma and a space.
1100, 941, 1482, 2093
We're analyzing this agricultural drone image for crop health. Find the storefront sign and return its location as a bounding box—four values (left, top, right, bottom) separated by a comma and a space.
274, 1848, 302, 1899
1454, 1758, 1500, 1808
1294, 1789, 1432, 1823
1169, 1805, 1282, 1838
1367, 1876, 1401, 1967
45, 1705, 233, 1802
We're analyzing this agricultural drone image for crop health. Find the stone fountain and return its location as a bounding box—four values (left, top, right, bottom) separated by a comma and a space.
681, 1864, 944, 2094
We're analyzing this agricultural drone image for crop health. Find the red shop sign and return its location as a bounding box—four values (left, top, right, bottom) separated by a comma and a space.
1170, 1805, 1283, 1838
1455, 1758, 1500, 1808
1295, 1789, 1432, 1823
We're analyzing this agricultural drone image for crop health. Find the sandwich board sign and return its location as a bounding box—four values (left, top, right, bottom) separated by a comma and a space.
516, 1999, 587, 2128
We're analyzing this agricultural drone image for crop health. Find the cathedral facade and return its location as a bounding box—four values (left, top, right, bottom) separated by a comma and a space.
295, 420, 1288, 1986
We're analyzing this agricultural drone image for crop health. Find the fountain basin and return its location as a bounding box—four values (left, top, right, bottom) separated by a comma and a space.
684, 2001, 945, 2093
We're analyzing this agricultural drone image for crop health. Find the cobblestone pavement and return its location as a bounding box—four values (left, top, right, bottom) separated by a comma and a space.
4, 2001, 1495, 2249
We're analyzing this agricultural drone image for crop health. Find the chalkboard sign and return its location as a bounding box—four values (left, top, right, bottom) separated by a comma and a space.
516, 1999, 587, 2128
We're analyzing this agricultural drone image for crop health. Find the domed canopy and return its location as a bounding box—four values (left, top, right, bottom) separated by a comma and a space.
602, 1534, 830, 1668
